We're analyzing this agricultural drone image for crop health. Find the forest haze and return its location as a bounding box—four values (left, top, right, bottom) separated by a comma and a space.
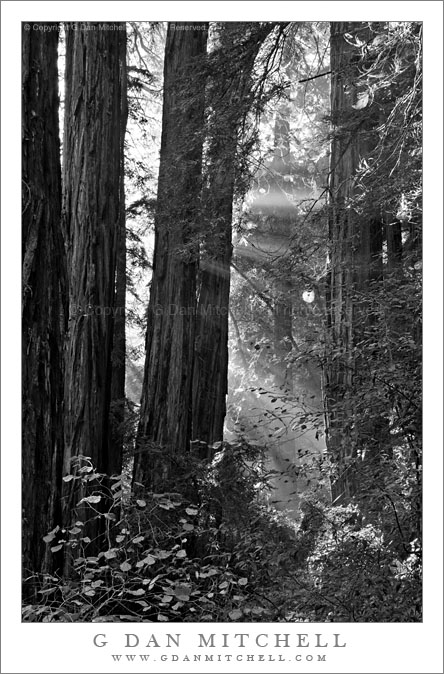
21, 20, 422, 623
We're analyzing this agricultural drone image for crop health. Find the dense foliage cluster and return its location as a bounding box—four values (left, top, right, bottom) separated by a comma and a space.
23, 443, 420, 622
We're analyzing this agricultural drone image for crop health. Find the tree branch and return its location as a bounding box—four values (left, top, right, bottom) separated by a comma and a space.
230, 261, 274, 311
299, 70, 332, 84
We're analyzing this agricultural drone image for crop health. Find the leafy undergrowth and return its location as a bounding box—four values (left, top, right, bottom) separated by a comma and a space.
22, 443, 422, 623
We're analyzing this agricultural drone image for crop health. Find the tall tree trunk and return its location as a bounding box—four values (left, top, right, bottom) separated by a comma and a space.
22, 23, 66, 587
192, 23, 272, 451
133, 23, 208, 491
325, 22, 383, 502
270, 101, 294, 391
62, 23, 127, 548
109, 37, 128, 478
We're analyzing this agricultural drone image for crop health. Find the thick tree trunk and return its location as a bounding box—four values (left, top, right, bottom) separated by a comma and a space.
192, 24, 271, 451
109, 38, 128, 478
133, 23, 208, 491
326, 22, 383, 501
192, 229, 231, 451
62, 23, 127, 544
22, 24, 66, 585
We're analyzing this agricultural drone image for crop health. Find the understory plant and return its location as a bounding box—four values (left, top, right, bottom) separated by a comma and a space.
22, 442, 421, 623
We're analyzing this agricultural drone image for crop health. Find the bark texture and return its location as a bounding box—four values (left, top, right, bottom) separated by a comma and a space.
134, 23, 208, 490
62, 24, 127, 536
325, 22, 383, 502
192, 24, 272, 450
109, 40, 128, 477
22, 24, 66, 582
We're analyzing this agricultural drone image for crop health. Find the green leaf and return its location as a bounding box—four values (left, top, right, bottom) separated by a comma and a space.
133, 535, 145, 544
199, 568, 219, 578
104, 549, 118, 560
78, 465, 94, 474
176, 549, 187, 559
251, 606, 265, 615
130, 588, 146, 596
174, 584, 191, 601
238, 577, 248, 586
136, 499, 146, 508
161, 595, 173, 603
43, 533, 56, 544
62, 475, 74, 482
50, 544, 63, 553
157, 550, 172, 560
120, 562, 132, 572
148, 574, 161, 590
228, 609, 243, 620
140, 554, 156, 566
77, 494, 101, 505
43, 526, 60, 544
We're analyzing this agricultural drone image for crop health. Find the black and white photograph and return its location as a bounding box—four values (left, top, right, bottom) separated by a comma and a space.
1, 1, 443, 673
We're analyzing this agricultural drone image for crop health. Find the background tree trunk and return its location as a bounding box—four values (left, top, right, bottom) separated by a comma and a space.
192, 24, 272, 451
325, 22, 383, 502
22, 23, 66, 586
62, 23, 127, 547
109, 36, 128, 479
270, 102, 294, 392
134, 23, 208, 491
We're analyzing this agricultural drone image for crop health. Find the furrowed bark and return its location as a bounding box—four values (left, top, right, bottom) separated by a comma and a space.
326, 22, 383, 502
62, 23, 127, 551
109, 34, 129, 479
192, 24, 272, 451
22, 23, 66, 587
134, 23, 208, 491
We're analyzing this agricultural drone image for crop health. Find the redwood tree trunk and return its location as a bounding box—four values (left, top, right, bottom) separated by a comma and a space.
62, 23, 127, 541
270, 102, 294, 392
133, 23, 208, 490
109, 37, 128, 478
325, 22, 383, 501
192, 24, 272, 450
22, 23, 66, 584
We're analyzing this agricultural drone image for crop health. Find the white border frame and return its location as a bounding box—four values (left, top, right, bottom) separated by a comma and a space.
2, 2, 442, 672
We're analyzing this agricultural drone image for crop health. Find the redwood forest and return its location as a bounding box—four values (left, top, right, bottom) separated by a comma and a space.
22, 20, 422, 623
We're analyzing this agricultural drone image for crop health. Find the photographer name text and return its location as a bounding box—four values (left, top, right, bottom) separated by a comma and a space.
93, 632, 346, 663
